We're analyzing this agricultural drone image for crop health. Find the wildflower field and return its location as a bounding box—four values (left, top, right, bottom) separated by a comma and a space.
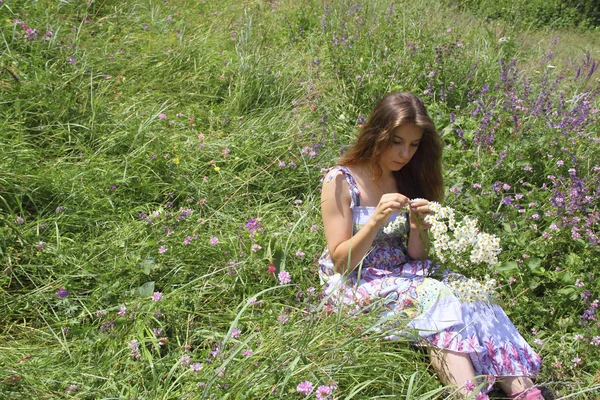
1, 0, 600, 398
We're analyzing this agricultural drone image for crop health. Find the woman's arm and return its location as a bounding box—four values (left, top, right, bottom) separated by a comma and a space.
321, 170, 410, 274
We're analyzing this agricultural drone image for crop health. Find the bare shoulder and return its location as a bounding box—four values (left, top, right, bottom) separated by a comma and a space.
321, 167, 354, 255
321, 168, 351, 207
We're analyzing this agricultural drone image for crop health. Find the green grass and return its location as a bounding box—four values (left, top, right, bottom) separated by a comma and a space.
1, 0, 600, 398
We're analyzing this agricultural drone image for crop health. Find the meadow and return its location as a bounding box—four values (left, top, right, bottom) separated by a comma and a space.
1, 0, 599, 398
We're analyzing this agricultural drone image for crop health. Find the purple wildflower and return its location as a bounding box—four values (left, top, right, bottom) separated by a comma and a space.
190, 362, 203, 372
246, 219, 260, 232
56, 287, 69, 298
180, 354, 191, 366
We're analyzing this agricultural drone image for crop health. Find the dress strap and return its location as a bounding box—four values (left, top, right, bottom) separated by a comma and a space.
324, 165, 361, 208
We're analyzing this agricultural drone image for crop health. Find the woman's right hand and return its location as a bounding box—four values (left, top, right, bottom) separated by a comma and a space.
371, 193, 410, 226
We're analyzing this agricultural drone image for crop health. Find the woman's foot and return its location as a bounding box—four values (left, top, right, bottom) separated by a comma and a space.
538, 386, 555, 400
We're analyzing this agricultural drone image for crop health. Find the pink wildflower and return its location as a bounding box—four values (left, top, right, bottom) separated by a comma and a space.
242, 349, 253, 357
315, 385, 332, 400
464, 380, 476, 391
277, 313, 289, 324
65, 384, 79, 395
296, 381, 314, 396
210, 237, 219, 246
152, 292, 163, 302
278, 270, 291, 285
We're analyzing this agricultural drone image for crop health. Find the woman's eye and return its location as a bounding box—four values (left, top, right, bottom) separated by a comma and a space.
393, 141, 402, 145
411, 143, 420, 147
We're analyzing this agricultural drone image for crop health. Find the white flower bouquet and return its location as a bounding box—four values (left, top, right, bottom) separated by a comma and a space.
423, 201, 502, 303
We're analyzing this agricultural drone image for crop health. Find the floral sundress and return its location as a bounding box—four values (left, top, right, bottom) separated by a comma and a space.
318, 166, 542, 378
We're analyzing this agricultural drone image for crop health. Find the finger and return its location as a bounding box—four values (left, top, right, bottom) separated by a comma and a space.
409, 203, 425, 214
413, 205, 431, 214
410, 199, 429, 207
389, 202, 408, 212
390, 193, 409, 203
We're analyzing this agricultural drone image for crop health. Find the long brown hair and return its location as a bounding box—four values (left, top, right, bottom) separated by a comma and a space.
339, 92, 444, 202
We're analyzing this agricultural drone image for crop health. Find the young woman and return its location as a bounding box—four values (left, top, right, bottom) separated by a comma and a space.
318, 92, 550, 399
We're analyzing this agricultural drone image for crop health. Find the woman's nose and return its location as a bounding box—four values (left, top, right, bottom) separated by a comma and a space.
399, 145, 410, 159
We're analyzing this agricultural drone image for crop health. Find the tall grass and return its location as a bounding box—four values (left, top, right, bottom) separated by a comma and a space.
1, 0, 599, 398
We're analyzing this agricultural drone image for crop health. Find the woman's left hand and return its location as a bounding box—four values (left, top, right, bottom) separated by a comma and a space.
409, 198, 431, 231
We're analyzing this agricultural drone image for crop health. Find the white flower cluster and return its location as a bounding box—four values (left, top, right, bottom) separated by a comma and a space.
449, 276, 497, 303
383, 202, 410, 235
383, 213, 407, 234
424, 202, 501, 269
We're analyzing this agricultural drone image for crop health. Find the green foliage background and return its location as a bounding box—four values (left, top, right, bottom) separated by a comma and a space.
1, 0, 599, 398
449, 0, 600, 29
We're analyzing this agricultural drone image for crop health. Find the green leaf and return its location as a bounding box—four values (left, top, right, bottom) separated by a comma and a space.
566, 253, 581, 267
137, 281, 155, 297
273, 247, 284, 270
497, 261, 518, 271
140, 258, 155, 275
502, 223, 512, 233
557, 287, 575, 296
560, 272, 573, 284
526, 258, 541, 271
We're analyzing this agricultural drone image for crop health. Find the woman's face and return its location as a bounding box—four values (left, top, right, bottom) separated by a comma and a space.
378, 123, 423, 174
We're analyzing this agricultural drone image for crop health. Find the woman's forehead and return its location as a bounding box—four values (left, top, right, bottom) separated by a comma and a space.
393, 123, 423, 140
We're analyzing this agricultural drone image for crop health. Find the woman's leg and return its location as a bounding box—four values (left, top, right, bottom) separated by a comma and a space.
496, 376, 535, 394
428, 348, 476, 396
